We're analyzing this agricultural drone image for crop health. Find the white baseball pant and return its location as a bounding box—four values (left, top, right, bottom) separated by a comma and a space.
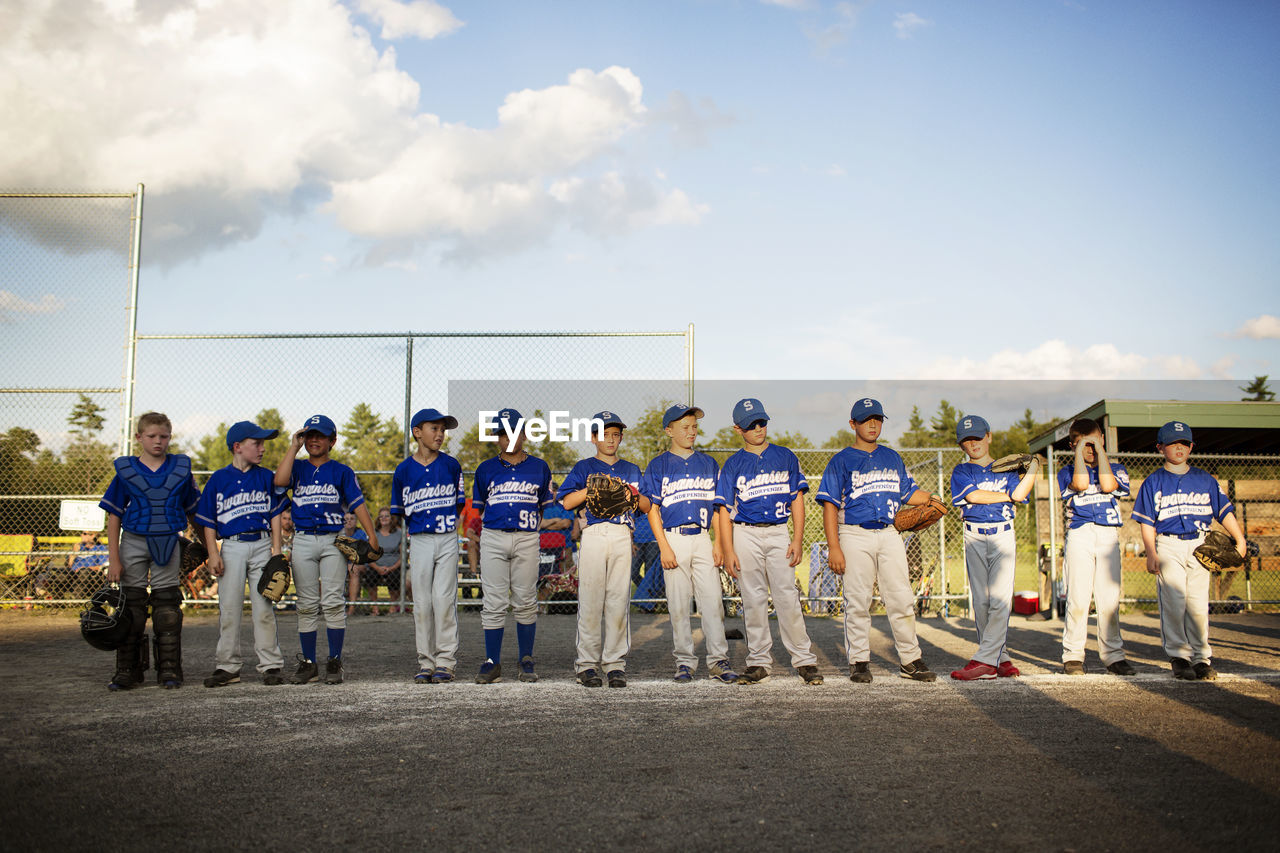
214, 537, 284, 673
1062, 523, 1126, 665
838, 525, 922, 665
1155, 533, 1212, 665
733, 523, 817, 671
961, 524, 1015, 666
291, 532, 347, 633
664, 531, 729, 670
409, 531, 461, 672
575, 522, 632, 673
479, 529, 539, 630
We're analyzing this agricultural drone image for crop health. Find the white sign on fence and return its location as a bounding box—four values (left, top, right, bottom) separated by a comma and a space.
59, 501, 106, 532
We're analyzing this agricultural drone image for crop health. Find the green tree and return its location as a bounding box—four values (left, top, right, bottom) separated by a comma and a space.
445, 422, 490, 474
991, 409, 1060, 459
616, 399, 678, 467
524, 409, 579, 475
334, 403, 402, 512
1240, 376, 1275, 401
771, 429, 813, 449
822, 428, 857, 449
930, 400, 960, 443
67, 394, 106, 439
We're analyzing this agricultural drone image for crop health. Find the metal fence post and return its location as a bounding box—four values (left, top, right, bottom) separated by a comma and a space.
937, 449, 948, 617
120, 183, 144, 454
1047, 450, 1060, 620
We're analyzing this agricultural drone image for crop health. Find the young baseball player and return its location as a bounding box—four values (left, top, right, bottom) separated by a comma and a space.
714, 398, 822, 685
98, 412, 202, 690
1132, 421, 1246, 681
273, 414, 378, 685
558, 411, 651, 688
390, 408, 465, 684
195, 421, 288, 687
640, 404, 737, 684
1058, 418, 1136, 676
472, 408, 553, 684
949, 415, 1039, 680
816, 398, 939, 683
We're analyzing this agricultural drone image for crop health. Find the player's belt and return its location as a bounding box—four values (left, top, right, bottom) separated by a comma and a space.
964, 522, 1012, 535
665, 525, 704, 536
227, 531, 265, 542
485, 527, 522, 533
735, 521, 781, 528
1161, 531, 1203, 540
857, 522, 889, 530
296, 527, 337, 535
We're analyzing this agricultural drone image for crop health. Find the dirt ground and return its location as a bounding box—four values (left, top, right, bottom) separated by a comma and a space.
2, 606, 1278, 852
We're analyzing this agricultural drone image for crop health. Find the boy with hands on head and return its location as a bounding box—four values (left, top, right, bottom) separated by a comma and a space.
1058, 418, 1136, 676
816, 398, 939, 684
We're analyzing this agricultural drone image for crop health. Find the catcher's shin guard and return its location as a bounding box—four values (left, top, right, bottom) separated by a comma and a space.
150, 586, 184, 688
109, 587, 151, 690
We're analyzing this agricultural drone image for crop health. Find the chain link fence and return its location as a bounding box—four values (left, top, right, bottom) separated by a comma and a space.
1, 191, 141, 605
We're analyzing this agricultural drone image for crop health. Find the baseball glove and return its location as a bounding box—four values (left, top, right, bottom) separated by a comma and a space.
1193, 530, 1246, 572
179, 536, 208, 575
335, 536, 383, 565
257, 554, 291, 603
893, 496, 950, 533
990, 453, 1036, 475
584, 473, 640, 520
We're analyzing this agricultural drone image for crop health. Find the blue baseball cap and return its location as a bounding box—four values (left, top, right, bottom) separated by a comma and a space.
663, 404, 705, 428
956, 415, 990, 443
592, 410, 627, 429
1157, 421, 1193, 445
850, 398, 887, 422
301, 414, 337, 437
732, 398, 769, 429
493, 408, 523, 432
226, 420, 279, 450
412, 408, 458, 430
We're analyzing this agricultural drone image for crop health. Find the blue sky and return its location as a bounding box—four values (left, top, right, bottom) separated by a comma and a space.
3, 0, 1279, 447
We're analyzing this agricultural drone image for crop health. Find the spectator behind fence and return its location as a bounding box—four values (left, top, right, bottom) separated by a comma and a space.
68, 530, 109, 573
342, 511, 369, 616
365, 507, 403, 616
540, 481, 577, 573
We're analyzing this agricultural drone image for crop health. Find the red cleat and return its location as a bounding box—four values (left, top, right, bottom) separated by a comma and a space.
996, 661, 1020, 678
950, 660, 998, 681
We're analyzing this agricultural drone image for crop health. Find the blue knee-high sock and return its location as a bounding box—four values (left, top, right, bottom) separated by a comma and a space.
484, 627, 504, 663
327, 627, 345, 660
299, 630, 317, 662
516, 621, 536, 659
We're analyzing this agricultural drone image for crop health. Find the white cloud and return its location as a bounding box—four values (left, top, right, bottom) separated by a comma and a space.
0, 291, 66, 322
803, 2, 862, 54
1233, 314, 1280, 340
920, 340, 1166, 380
1, 2, 698, 265
355, 0, 462, 41
893, 12, 933, 39
761, 0, 813, 9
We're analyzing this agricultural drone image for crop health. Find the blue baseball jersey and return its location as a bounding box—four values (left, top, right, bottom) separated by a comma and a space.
1057, 461, 1130, 528
390, 453, 465, 535
950, 463, 1026, 524
473, 454, 553, 532
99, 454, 201, 534
287, 460, 366, 533
195, 464, 286, 538
816, 445, 918, 525
559, 457, 644, 528
1132, 466, 1233, 534
640, 451, 719, 530
714, 444, 808, 524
